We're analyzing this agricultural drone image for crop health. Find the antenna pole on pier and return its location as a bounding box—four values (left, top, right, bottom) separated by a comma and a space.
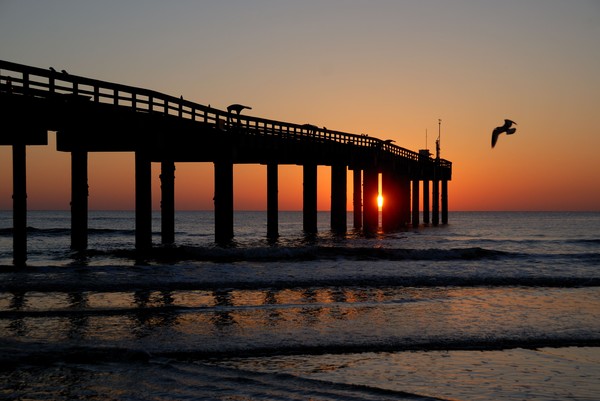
437, 119, 441, 160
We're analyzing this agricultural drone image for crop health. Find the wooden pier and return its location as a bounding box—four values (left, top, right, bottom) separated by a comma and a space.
0, 60, 452, 265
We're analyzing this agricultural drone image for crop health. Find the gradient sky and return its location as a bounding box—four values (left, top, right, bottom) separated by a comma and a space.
1, 0, 599, 211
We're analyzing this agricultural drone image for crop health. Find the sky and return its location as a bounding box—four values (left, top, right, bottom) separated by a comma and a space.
1, 0, 599, 211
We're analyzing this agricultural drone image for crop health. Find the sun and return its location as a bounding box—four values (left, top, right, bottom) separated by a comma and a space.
377, 194, 384, 210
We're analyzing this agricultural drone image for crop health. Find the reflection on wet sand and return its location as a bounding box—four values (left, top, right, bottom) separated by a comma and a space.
1, 287, 599, 354
1, 287, 415, 342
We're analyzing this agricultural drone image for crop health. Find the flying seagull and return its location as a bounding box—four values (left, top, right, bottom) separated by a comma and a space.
491, 119, 517, 148
227, 103, 252, 115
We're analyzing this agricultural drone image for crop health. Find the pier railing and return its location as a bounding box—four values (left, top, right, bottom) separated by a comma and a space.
0, 60, 451, 168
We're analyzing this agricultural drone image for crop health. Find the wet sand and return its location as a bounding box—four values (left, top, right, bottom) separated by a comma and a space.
216, 347, 600, 401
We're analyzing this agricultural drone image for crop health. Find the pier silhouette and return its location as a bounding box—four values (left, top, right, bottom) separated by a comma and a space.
0, 60, 451, 265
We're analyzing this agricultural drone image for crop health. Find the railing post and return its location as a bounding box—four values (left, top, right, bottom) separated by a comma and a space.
22, 73, 29, 96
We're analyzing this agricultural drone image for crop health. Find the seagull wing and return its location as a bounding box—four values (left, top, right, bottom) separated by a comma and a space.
491, 128, 500, 148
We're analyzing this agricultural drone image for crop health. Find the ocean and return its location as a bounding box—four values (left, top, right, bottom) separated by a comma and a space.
0, 211, 599, 400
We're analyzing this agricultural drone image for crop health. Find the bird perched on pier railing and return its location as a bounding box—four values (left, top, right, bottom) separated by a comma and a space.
302, 124, 319, 135
227, 104, 252, 115
226, 104, 252, 130
491, 119, 517, 148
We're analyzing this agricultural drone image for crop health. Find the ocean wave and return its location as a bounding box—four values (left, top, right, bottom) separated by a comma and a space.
567, 238, 600, 245
1, 274, 598, 293
0, 355, 437, 401
100, 245, 515, 263
2, 337, 599, 368
75, 244, 599, 266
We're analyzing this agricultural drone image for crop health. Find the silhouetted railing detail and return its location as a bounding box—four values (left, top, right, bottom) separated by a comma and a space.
0, 60, 451, 169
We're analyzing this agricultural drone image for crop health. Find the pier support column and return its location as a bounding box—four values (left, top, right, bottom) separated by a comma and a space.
432, 177, 439, 226
12, 144, 27, 266
400, 175, 411, 226
423, 180, 430, 224
303, 163, 317, 234
214, 161, 234, 244
330, 164, 346, 233
382, 172, 401, 232
352, 169, 362, 230
412, 179, 420, 227
71, 150, 88, 251
160, 161, 175, 245
135, 151, 152, 252
267, 163, 278, 239
441, 179, 448, 224
363, 168, 379, 233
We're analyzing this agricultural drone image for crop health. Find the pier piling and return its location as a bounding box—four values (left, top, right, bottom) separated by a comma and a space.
330, 164, 347, 233
412, 179, 420, 227
214, 161, 234, 244
352, 169, 362, 230
423, 180, 430, 224
432, 178, 439, 226
160, 160, 175, 245
441, 180, 448, 224
135, 151, 152, 251
71, 150, 88, 251
303, 164, 318, 234
267, 163, 278, 238
12, 144, 27, 266
363, 168, 379, 233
